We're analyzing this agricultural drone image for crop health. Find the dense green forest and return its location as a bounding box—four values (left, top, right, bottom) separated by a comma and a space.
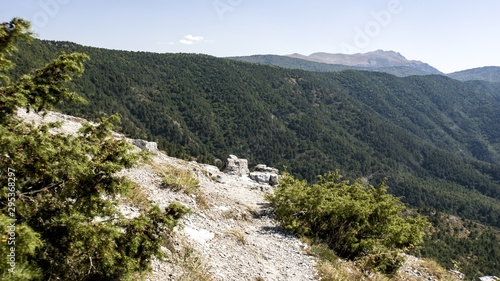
413, 209, 500, 279
10, 39, 500, 226
9, 38, 500, 278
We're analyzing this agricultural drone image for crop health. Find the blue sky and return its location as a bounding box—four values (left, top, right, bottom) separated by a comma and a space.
2, 0, 500, 73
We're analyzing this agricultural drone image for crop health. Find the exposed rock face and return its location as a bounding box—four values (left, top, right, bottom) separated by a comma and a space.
249, 164, 280, 185
288, 50, 441, 74
223, 155, 249, 176
269, 174, 279, 185
17, 109, 466, 281
255, 164, 279, 174
128, 139, 159, 154
249, 172, 271, 184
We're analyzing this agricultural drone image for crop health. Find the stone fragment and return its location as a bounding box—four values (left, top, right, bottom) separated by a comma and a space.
224, 155, 249, 176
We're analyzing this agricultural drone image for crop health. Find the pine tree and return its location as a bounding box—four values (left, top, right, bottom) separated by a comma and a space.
0, 18, 187, 280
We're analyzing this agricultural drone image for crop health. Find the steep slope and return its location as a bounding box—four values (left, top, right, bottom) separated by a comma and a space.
18, 109, 469, 281
10, 39, 500, 230
448, 66, 500, 83
288, 50, 442, 75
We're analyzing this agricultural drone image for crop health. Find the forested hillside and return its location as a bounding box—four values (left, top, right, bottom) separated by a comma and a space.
448, 66, 500, 83
10, 39, 500, 230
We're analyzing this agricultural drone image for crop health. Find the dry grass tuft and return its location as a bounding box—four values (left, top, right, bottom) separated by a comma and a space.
195, 192, 211, 210
418, 259, 458, 281
176, 246, 213, 281
316, 259, 390, 281
151, 162, 200, 195
162, 233, 213, 281
222, 208, 252, 221
223, 229, 246, 245
121, 179, 152, 211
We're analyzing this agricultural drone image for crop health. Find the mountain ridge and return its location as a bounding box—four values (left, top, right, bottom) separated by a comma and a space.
9, 38, 500, 278
11, 39, 500, 226
230, 54, 440, 77
287, 49, 442, 75
447, 66, 500, 83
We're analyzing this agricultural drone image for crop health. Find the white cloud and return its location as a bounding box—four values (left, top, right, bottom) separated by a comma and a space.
185, 34, 204, 42
179, 34, 205, 45
179, 39, 193, 45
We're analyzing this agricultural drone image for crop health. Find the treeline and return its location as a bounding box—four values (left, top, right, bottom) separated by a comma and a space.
9, 39, 500, 229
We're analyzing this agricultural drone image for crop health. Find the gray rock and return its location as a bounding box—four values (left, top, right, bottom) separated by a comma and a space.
250, 164, 280, 185
129, 139, 159, 153
250, 172, 271, 184
254, 164, 279, 174
224, 155, 249, 176
269, 174, 279, 186
255, 164, 268, 171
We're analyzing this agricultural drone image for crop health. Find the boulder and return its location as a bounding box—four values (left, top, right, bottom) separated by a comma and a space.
269, 174, 279, 186
249, 164, 280, 186
128, 139, 159, 154
254, 164, 279, 174
249, 172, 271, 184
223, 155, 249, 176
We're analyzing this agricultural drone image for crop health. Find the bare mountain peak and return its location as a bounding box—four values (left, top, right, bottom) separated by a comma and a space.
288, 50, 441, 74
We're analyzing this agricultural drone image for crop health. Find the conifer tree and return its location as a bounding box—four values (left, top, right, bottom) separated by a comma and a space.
267, 171, 430, 274
0, 18, 187, 280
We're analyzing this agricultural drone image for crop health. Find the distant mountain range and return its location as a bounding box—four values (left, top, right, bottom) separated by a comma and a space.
230, 50, 443, 77
231, 50, 500, 83
448, 66, 500, 83
288, 50, 442, 74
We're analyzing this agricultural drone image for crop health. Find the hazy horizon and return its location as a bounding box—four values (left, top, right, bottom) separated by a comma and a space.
2, 0, 500, 73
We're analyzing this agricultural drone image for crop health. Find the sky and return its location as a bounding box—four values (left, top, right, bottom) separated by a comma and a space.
1, 0, 500, 73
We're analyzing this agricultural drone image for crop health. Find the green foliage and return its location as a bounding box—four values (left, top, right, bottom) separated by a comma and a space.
358, 250, 404, 275
1, 41, 88, 122
8, 38, 500, 229
6, 22, 500, 275
267, 172, 430, 273
0, 214, 43, 280
414, 210, 500, 279
309, 244, 339, 265
0, 18, 33, 85
448, 66, 500, 83
0, 18, 186, 280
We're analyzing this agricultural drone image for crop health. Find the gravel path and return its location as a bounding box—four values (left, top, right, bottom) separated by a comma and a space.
18, 109, 466, 281
120, 153, 317, 281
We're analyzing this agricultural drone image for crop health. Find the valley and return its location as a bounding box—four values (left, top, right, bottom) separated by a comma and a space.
4, 35, 500, 279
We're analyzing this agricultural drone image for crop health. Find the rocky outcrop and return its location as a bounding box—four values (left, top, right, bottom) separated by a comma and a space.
249, 164, 280, 185
128, 138, 159, 154
17, 109, 467, 281
223, 155, 249, 176
222, 156, 280, 186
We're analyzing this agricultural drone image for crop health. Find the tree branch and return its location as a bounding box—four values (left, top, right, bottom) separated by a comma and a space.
19, 181, 64, 196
